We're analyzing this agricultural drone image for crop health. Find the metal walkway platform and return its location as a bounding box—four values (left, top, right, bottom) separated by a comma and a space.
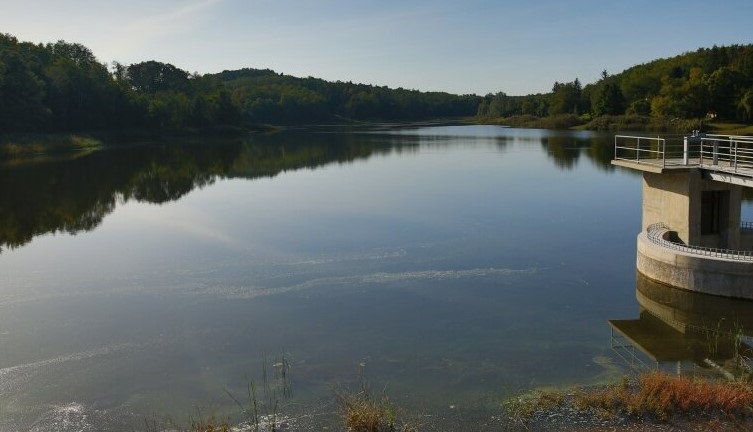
613, 134, 753, 186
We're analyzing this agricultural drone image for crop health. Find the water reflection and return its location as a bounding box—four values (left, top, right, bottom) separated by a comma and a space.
541, 134, 618, 171
610, 273, 753, 377
0, 125, 647, 430
0, 131, 413, 252
0, 126, 629, 253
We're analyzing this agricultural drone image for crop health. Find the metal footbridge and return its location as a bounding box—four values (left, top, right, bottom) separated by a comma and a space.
613, 133, 753, 187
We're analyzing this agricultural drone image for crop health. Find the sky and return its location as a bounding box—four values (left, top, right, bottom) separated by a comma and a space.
2, 0, 753, 96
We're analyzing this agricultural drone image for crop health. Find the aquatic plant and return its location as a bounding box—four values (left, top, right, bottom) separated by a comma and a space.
225, 352, 292, 432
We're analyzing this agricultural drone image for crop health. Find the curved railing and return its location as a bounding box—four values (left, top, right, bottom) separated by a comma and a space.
645, 222, 753, 261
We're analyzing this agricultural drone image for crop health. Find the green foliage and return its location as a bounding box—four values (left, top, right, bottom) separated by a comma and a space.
218, 68, 480, 124
592, 81, 626, 116
585, 44, 753, 122
583, 115, 702, 133
2, 31, 752, 133
490, 114, 583, 129
0, 34, 243, 134
0, 32, 481, 132
549, 79, 585, 116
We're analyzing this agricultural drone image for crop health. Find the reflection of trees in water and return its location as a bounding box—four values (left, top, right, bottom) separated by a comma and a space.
0, 129, 641, 252
540, 135, 618, 171
541, 137, 582, 170
0, 133, 414, 252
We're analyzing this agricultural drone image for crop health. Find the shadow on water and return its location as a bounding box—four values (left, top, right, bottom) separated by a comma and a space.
609, 273, 753, 378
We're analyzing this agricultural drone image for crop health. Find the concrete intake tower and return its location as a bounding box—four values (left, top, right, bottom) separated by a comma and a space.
613, 133, 753, 300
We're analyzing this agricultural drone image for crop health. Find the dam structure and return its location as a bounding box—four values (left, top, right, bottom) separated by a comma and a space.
613, 133, 753, 300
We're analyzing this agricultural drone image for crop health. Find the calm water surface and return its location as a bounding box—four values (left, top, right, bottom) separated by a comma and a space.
0, 125, 704, 429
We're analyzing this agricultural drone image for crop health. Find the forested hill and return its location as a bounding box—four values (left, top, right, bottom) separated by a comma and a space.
0, 33, 478, 134
478, 44, 753, 123
2, 30, 752, 135
211, 69, 480, 123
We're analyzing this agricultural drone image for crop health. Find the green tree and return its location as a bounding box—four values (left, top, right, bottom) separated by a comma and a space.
739, 89, 753, 121
707, 66, 745, 119
593, 81, 626, 116
549, 79, 583, 116
0, 49, 49, 131
126, 61, 190, 95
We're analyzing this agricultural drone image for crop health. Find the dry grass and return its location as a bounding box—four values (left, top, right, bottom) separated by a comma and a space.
574, 372, 753, 421
188, 419, 232, 432
336, 385, 420, 432
338, 389, 397, 432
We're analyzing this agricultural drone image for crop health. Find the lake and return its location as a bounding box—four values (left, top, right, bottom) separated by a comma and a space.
0, 125, 729, 430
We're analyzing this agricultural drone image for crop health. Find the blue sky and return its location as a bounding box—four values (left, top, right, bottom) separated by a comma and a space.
2, 0, 752, 95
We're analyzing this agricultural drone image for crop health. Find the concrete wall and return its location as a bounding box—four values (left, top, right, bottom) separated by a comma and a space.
742, 230, 753, 250
696, 176, 742, 249
637, 233, 753, 300
642, 172, 693, 243
642, 171, 742, 249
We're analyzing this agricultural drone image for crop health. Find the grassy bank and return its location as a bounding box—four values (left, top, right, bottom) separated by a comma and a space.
508, 371, 753, 430
0, 133, 103, 158
477, 114, 585, 130
581, 115, 704, 133
476, 114, 753, 135
0, 125, 279, 159
157, 371, 753, 431
705, 122, 753, 136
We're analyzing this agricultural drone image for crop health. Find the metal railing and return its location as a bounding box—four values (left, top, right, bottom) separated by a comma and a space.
614, 134, 753, 175
614, 135, 670, 167
699, 135, 753, 174
609, 325, 653, 371
645, 222, 753, 261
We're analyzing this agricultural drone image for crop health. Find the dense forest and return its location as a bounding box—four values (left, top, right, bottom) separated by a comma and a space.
0, 33, 477, 134
477, 45, 753, 124
1, 31, 753, 135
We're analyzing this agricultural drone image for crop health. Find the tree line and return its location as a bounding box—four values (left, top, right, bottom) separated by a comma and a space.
214, 68, 480, 123
477, 45, 753, 123
0, 34, 242, 133
2, 32, 753, 134
0, 33, 478, 134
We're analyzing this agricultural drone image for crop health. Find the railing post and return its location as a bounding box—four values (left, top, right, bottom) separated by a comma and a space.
683, 137, 689, 165
661, 139, 667, 168
713, 140, 719, 165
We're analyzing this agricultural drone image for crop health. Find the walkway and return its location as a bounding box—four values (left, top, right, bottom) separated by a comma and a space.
613, 134, 753, 186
